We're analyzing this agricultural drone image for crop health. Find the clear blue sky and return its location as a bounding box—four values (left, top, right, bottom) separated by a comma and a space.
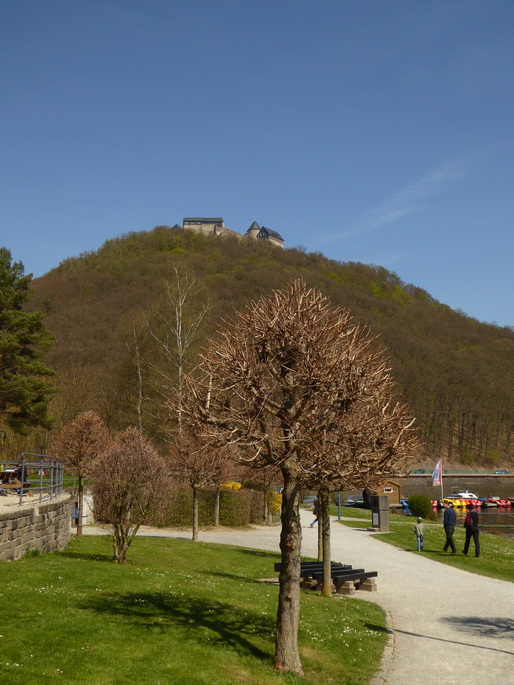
2, 1, 513, 327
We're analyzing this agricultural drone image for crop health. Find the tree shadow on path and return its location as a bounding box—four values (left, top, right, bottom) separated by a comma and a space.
441, 616, 514, 640
394, 617, 514, 657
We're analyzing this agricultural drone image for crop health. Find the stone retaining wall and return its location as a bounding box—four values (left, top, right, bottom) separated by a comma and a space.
0, 494, 72, 561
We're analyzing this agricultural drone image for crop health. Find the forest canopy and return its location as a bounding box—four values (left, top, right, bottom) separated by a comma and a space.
22, 224, 514, 466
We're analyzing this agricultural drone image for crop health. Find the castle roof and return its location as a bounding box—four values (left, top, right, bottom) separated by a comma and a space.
259, 226, 284, 242
248, 221, 261, 231
183, 217, 224, 223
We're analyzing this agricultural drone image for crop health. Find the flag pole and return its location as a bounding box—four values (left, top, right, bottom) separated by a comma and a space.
440, 459, 443, 500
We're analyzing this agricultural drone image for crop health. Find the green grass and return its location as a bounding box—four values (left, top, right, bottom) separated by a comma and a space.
0, 536, 388, 685
336, 508, 514, 583
331, 505, 411, 523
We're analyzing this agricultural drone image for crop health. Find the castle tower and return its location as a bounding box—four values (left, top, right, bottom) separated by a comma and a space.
246, 221, 261, 239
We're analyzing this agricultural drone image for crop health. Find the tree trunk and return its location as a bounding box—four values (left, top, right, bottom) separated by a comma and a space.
192, 485, 199, 541
273, 468, 304, 676
317, 490, 323, 561
77, 475, 84, 537
263, 486, 269, 523
112, 520, 139, 563
213, 486, 220, 526
320, 488, 332, 597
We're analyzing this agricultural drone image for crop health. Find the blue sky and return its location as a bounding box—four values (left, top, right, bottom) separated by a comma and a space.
2, 1, 513, 327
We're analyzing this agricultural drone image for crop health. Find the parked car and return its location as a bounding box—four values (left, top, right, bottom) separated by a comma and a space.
494, 469, 509, 474
412, 469, 426, 474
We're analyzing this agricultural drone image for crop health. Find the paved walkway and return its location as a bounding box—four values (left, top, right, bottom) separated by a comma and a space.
80, 511, 514, 684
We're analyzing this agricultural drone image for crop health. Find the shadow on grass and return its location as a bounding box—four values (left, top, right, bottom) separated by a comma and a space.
364, 622, 390, 634
205, 571, 275, 585
82, 591, 273, 659
57, 551, 114, 563
231, 548, 279, 560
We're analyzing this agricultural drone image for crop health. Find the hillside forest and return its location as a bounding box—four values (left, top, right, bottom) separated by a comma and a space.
10, 225, 514, 468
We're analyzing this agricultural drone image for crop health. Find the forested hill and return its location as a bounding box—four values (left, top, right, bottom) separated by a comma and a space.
30, 225, 514, 466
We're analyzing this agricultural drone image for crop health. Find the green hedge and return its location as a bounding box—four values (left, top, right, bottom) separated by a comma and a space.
152, 488, 267, 527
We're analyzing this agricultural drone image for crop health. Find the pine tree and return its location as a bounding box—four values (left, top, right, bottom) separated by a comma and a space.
0, 248, 57, 432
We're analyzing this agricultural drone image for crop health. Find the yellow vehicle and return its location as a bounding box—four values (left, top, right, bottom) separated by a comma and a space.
442, 497, 467, 508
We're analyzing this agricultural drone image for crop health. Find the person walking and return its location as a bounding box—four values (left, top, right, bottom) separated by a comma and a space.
310, 498, 319, 527
413, 516, 425, 551
443, 502, 457, 553
463, 503, 480, 557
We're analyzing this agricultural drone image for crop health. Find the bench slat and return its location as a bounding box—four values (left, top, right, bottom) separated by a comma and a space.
333, 571, 377, 583
312, 568, 365, 580
274, 561, 349, 572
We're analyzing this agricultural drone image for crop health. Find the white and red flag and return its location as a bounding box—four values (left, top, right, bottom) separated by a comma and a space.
431, 459, 443, 486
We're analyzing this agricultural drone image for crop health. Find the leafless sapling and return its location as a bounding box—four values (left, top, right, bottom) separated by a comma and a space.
51, 410, 110, 536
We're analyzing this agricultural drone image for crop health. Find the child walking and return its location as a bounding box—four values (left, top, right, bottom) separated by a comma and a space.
413, 516, 425, 551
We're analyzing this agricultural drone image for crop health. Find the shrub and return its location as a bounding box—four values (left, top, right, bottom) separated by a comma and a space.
219, 490, 251, 526
268, 491, 282, 515
407, 494, 433, 519
151, 487, 263, 527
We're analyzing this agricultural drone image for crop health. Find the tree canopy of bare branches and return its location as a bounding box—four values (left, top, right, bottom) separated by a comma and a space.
51, 410, 110, 536
91, 427, 171, 563
146, 267, 210, 430
179, 278, 416, 675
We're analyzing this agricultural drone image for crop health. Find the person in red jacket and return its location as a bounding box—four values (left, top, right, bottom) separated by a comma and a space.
462, 504, 480, 557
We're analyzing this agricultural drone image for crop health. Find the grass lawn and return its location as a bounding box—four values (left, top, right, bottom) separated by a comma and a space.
336, 507, 514, 583
0, 536, 388, 685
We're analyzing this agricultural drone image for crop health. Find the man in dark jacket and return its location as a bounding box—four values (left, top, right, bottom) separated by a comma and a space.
443, 502, 457, 553
463, 504, 480, 557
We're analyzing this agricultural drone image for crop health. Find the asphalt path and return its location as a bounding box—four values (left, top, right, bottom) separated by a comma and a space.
80, 510, 514, 684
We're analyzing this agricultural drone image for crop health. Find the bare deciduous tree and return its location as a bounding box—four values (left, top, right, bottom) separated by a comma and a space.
310, 390, 419, 596
130, 318, 147, 432
51, 410, 110, 537
178, 279, 416, 675
168, 432, 232, 541
146, 267, 210, 432
91, 427, 171, 562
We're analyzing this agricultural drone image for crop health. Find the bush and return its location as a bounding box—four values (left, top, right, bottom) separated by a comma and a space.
151, 487, 263, 527
218, 490, 251, 526
268, 491, 282, 515
407, 494, 433, 519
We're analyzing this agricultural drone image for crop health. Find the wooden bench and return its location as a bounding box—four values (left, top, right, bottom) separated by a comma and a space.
273, 561, 378, 594
330, 571, 378, 595
0, 481, 33, 496
274, 561, 351, 573
274, 561, 353, 589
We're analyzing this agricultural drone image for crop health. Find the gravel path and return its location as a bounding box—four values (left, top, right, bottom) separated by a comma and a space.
80, 510, 514, 684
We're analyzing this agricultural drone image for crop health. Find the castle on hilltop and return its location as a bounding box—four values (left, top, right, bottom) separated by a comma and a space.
182, 218, 284, 248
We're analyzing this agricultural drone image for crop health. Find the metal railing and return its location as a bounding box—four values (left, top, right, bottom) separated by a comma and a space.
0, 453, 65, 505
406, 469, 512, 476
478, 510, 514, 529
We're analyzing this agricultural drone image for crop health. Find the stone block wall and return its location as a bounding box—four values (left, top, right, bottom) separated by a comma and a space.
0, 494, 72, 561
